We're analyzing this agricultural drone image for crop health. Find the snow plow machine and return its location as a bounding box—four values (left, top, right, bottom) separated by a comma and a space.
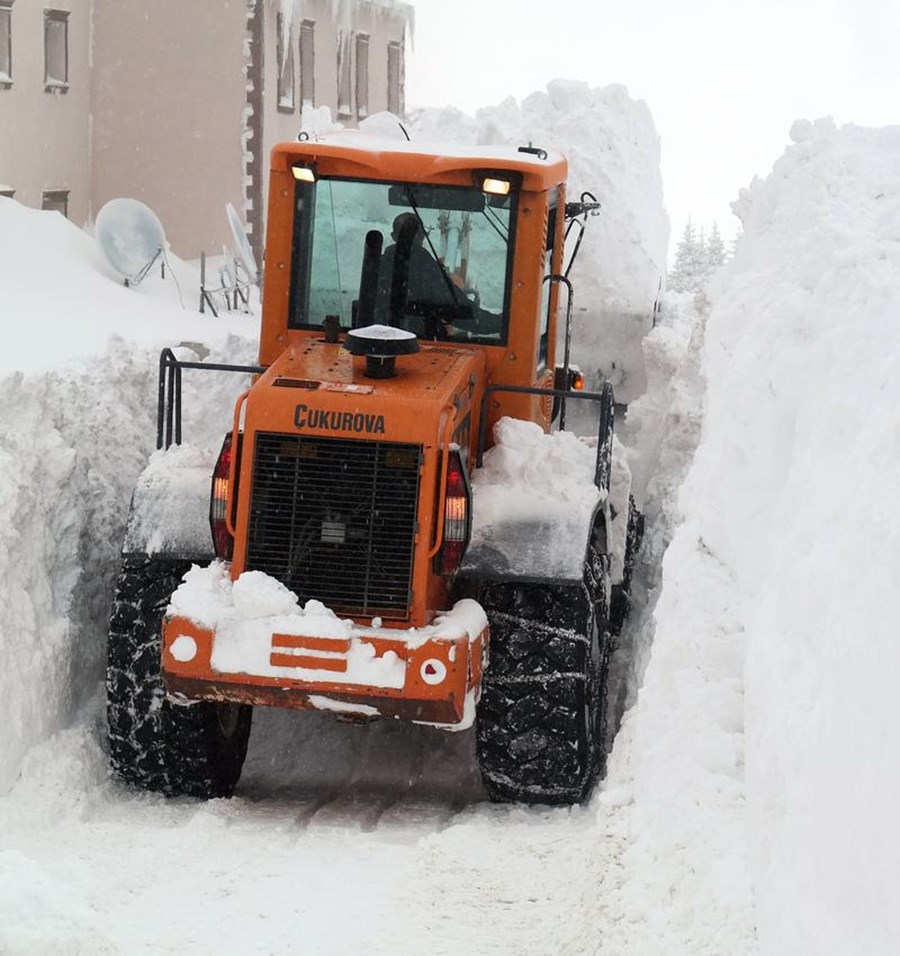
106, 134, 642, 806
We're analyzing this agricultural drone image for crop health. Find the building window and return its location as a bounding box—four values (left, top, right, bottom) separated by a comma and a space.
276, 13, 294, 112
387, 40, 404, 116
355, 33, 368, 119
44, 9, 68, 91
0, 2, 12, 89
299, 19, 314, 107
42, 189, 69, 217
336, 30, 350, 118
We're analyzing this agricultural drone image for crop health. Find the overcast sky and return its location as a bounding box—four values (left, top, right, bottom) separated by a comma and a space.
405, 0, 899, 246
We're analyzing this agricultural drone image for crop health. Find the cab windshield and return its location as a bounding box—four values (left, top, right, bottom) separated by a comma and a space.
288, 177, 517, 345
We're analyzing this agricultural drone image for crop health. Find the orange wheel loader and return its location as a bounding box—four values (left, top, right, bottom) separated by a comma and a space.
106, 134, 642, 805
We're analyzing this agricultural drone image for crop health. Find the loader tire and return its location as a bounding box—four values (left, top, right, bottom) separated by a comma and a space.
106, 556, 251, 798
610, 494, 644, 635
475, 535, 611, 805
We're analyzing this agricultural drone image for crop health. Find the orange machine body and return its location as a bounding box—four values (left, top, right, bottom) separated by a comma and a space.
260, 140, 567, 430
161, 137, 568, 726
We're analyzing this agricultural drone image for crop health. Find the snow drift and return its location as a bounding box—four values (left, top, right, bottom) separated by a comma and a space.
710, 119, 900, 955
609, 118, 900, 955
0, 198, 255, 794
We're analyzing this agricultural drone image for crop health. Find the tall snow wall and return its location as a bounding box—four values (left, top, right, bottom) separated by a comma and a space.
721, 119, 900, 956
409, 80, 670, 403
0, 201, 254, 794
622, 118, 900, 955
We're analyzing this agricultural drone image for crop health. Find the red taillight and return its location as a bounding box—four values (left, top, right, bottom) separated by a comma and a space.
210, 432, 236, 560
436, 451, 472, 575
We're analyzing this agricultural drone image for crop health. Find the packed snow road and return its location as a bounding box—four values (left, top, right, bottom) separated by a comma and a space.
0, 707, 632, 955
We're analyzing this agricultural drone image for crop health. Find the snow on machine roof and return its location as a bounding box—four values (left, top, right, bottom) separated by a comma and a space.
271, 131, 568, 193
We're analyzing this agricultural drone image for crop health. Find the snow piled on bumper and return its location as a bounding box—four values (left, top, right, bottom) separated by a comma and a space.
167, 562, 487, 687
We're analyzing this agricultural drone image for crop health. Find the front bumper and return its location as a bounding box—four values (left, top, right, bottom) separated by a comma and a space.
161, 615, 487, 726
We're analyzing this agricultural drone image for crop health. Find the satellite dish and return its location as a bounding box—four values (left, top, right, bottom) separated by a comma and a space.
96, 198, 166, 286
226, 203, 258, 283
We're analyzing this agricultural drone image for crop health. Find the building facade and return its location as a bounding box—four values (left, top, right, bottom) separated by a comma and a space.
0, 0, 412, 262
0, 0, 92, 224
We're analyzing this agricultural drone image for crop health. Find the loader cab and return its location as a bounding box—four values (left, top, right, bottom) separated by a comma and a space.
258, 138, 569, 412
286, 174, 517, 346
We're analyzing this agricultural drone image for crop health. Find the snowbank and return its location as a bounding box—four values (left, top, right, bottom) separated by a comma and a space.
409, 80, 669, 403
0, 345, 157, 794
610, 118, 900, 955
465, 417, 603, 580
710, 119, 900, 955
0, 198, 250, 374
0, 200, 256, 793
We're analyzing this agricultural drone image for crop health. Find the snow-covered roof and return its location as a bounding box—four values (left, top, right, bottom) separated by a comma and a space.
310, 130, 564, 168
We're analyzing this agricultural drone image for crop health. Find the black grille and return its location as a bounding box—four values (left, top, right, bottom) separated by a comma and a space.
246, 433, 422, 618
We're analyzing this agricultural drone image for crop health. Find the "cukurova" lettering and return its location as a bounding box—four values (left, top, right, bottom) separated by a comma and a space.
294, 404, 386, 434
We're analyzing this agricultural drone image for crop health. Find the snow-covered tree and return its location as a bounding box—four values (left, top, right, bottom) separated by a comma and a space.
668, 218, 729, 294
706, 222, 726, 271
668, 219, 702, 293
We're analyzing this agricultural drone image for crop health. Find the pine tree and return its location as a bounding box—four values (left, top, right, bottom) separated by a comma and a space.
706, 222, 726, 270
668, 218, 730, 295
668, 219, 699, 293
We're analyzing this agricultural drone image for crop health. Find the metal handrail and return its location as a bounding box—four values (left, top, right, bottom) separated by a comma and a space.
543, 273, 574, 429
475, 381, 615, 492
157, 348, 266, 449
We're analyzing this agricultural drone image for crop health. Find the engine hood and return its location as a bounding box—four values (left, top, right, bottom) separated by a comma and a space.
244, 339, 485, 446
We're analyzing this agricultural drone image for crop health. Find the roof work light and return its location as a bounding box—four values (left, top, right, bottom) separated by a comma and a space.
481, 176, 511, 196
291, 164, 317, 183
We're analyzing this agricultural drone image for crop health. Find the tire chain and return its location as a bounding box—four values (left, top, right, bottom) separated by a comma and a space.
106, 557, 251, 798
475, 533, 612, 805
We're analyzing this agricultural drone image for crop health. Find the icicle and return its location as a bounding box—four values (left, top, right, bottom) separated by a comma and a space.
404, 7, 415, 51
269, 0, 413, 53
328, 0, 352, 37
264, 0, 296, 50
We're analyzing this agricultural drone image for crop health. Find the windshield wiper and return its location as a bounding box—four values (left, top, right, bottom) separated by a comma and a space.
481, 204, 508, 242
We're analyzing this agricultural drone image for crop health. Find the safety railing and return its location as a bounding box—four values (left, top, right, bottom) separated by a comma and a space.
157, 348, 266, 450
475, 380, 615, 493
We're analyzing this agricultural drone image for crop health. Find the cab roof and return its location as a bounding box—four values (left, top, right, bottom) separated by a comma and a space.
271, 132, 568, 193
